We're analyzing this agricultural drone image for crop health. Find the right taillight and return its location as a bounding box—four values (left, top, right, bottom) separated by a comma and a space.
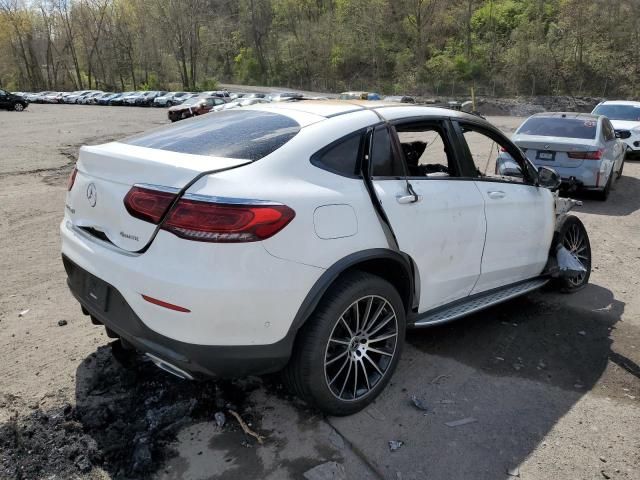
162, 198, 295, 243
567, 149, 603, 160
67, 167, 78, 191
124, 186, 177, 224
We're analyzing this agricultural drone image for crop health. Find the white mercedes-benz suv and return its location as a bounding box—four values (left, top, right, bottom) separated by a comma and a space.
61, 101, 591, 415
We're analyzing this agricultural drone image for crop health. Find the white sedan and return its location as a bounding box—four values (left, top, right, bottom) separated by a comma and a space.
61, 102, 590, 415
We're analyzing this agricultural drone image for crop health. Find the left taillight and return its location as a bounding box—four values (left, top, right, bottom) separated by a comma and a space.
67, 166, 78, 191
162, 198, 295, 243
123, 186, 177, 223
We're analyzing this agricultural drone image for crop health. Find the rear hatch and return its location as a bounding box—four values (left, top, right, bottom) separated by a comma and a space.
65, 108, 310, 252
514, 135, 599, 168
67, 142, 249, 251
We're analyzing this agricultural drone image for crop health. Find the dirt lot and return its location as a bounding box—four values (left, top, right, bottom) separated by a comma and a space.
0, 104, 639, 480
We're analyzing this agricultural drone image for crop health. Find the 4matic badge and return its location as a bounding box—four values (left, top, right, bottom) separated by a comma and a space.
86, 182, 97, 207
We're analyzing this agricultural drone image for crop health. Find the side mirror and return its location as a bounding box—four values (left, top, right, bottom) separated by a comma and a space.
537, 166, 562, 191
615, 130, 631, 139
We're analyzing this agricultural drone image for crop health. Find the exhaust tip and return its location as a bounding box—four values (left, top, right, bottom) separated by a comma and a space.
145, 353, 193, 380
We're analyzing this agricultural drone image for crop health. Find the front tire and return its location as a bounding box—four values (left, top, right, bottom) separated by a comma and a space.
14, 103, 24, 112
553, 216, 591, 293
284, 271, 406, 416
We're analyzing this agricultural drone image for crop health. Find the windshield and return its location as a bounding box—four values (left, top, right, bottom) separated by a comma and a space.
123, 110, 300, 161
592, 104, 640, 122
517, 117, 598, 140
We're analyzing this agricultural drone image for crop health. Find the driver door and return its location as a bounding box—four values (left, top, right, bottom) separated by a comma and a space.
455, 121, 555, 293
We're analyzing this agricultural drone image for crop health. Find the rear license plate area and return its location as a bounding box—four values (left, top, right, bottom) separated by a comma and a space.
84, 272, 110, 312
536, 150, 555, 161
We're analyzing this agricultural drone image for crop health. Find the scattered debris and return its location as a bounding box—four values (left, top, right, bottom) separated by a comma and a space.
445, 417, 478, 428
57, 319, 68, 327
438, 399, 454, 405
506, 466, 520, 477
18, 309, 29, 317
410, 395, 429, 412
601, 470, 611, 479
599, 456, 607, 463
578, 331, 587, 336
303, 461, 347, 480
512, 363, 523, 371
388, 440, 404, 452
495, 356, 505, 361
229, 409, 265, 444
214, 411, 226, 428
0, 344, 260, 479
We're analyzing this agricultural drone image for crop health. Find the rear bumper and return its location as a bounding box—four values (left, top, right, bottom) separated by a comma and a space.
542, 163, 609, 189
63, 255, 295, 378
60, 219, 324, 376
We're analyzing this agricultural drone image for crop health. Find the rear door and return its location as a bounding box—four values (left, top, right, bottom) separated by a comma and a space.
455, 121, 554, 293
369, 119, 487, 312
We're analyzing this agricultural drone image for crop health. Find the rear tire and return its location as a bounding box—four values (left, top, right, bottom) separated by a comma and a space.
552, 216, 591, 293
13, 103, 24, 112
617, 158, 625, 179
596, 169, 613, 201
283, 271, 406, 416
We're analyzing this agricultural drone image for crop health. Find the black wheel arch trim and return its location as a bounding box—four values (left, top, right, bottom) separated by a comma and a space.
290, 248, 418, 333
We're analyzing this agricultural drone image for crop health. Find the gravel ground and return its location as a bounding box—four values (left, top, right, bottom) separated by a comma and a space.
0, 104, 638, 480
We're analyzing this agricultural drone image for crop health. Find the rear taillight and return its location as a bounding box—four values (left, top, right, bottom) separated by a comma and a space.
567, 149, 603, 160
162, 198, 295, 243
67, 167, 78, 191
124, 186, 177, 223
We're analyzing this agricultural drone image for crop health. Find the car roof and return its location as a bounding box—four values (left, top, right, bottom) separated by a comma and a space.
529, 112, 601, 120
598, 100, 640, 106
246, 99, 480, 120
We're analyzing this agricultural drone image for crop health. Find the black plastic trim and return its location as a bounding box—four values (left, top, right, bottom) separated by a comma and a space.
289, 248, 416, 331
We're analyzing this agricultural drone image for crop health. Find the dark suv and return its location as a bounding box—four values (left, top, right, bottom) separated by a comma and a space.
0, 90, 28, 111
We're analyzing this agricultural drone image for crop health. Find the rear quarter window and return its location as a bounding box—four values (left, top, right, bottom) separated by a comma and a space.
123, 110, 300, 161
310, 131, 364, 177
518, 117, 597, 140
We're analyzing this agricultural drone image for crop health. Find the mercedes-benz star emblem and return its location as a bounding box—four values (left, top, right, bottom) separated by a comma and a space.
86, 183, 97, 207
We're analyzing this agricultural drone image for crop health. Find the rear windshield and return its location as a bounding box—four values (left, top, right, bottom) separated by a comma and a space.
123, 110, 300, 161
592, 104, 640, 121
517, 117, 597, 139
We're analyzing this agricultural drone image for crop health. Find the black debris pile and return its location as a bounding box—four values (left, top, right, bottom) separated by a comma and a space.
0, 343, 262, 479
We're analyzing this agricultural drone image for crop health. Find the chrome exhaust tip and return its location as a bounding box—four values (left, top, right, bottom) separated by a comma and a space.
145, 353, 193, 380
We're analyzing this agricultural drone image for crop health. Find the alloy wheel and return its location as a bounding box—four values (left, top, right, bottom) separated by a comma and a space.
324, 295, 398, 402
14, 103, 24, 112
562, 223, 590, 287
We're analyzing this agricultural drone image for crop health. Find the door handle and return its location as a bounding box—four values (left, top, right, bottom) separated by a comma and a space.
397, 194, 423, 204
487, 190, 506, 199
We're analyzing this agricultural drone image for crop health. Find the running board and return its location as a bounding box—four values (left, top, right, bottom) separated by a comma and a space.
412, 278, 549, 327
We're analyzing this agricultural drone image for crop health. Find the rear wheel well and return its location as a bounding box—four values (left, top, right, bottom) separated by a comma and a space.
329, 258, 413, 315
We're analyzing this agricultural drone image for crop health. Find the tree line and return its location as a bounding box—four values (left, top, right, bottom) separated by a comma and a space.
1, 0, 639, 98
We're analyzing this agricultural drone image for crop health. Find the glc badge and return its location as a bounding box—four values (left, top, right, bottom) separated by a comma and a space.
86, 183, 97, 207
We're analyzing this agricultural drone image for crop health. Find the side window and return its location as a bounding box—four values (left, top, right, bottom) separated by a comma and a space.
602, 119, 615, 141
311, 131, 363, 177
370, 126, 405, 177
394, 123, 458, 177
458, 123, 533, 183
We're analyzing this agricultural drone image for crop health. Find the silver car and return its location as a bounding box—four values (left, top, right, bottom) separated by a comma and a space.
500, 113, 625, 200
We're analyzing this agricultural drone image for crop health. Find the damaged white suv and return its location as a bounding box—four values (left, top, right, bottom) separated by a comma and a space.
61, 102, 591, 415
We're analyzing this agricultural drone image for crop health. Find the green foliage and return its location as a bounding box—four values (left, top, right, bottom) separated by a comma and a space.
1, 0, 639, 97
